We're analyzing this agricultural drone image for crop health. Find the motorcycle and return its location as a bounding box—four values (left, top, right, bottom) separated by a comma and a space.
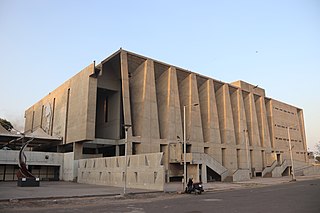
185, 182, 204, 194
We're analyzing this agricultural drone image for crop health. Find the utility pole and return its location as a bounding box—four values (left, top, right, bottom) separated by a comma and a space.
287, 126, 296, 181
123, 124, 132, 195
183, 103, 199, 191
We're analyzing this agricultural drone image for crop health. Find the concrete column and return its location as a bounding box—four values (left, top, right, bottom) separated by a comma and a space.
237, 149, 249, 169
73, 142, 83, 160
201, 164, 207, 183
86, 71, 98, 140
57, 145, 65, 153
115, 145, 120, 156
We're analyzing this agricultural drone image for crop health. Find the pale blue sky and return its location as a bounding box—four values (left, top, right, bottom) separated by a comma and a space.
0, 0, 319, 151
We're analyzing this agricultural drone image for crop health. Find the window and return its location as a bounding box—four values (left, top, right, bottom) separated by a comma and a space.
104, 97, 109, 122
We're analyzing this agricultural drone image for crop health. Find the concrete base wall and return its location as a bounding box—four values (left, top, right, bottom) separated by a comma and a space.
0, 150, 64, 180
233, 169, 250, 182
0, 150, 64, 166
62, 152, 75, 181
77, 153, 165, 191
302, 165, 320, 176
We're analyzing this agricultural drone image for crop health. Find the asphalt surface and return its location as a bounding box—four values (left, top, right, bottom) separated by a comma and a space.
137, 179, 320, 213
0, 181, 157, 201
1, 178, 320, 213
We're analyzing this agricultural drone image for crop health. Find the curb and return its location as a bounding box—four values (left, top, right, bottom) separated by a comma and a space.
0, 190, 164, 202
0, 193, 121, 202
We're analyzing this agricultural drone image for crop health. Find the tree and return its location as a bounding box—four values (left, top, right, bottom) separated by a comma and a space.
0, 118, 13, 131
315, 142, 320, 156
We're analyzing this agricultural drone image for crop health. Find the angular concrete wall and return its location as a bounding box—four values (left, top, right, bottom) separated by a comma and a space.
24, 64, 97, 144
77, 153, 165, 191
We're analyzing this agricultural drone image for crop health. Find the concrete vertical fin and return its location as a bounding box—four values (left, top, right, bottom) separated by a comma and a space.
156, 68, 170, 139
199, 80, 221, 144
255, 97, 272, 149
129, 60, 145, 136
243, 92, 263, 172
168, 67, 183, 140
129, 59, 160, 142
144, 59, 160, 140
231, 89, 248, 146
265, 99, 275, 148
156, 67, 183, 141
243, 93, 261, 147
179, 73, 203, 152
120, 51, 132, 136
215, 84, 236, 145
86, 67, 97, 140
190, 74, 204, 149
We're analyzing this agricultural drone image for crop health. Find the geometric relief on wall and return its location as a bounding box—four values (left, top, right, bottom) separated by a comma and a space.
43, 102, 52, 134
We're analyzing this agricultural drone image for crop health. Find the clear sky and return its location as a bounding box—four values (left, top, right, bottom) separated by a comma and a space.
0, 0, 319, 151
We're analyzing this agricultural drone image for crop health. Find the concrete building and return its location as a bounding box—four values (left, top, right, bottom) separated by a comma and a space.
1, 49, 312, 190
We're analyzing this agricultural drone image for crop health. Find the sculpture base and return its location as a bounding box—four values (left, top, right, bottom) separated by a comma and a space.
17, 177, 40, 187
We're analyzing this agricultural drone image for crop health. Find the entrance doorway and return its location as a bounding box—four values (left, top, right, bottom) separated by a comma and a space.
277, 154, 281, 165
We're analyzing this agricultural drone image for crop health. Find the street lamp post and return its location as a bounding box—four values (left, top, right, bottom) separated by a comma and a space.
244, 129, 251, 178
183, 103, 198, 191
287, 126, 296, 181
123, 124, 132, 195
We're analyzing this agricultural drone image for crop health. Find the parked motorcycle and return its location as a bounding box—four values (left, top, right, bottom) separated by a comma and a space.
185, 182, 204, 194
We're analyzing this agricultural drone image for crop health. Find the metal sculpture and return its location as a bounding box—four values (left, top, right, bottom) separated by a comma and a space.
16, 137, 35, 179
16, 137, 40, 187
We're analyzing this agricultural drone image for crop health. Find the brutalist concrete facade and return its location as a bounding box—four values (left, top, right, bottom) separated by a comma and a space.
24, 49, 308, 185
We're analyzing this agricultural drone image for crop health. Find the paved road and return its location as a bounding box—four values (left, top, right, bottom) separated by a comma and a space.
1, 179, 320, 213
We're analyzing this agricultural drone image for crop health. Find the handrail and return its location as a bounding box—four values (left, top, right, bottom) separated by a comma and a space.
262, 160, 278, 177
294, 165, 314, 172
233, 168, 249, 175
270, 160, 278, 167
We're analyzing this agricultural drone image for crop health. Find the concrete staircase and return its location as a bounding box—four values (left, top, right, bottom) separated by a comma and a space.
186, 153, 229, 181
262, 160, 278, 177
272, 160, 289, 177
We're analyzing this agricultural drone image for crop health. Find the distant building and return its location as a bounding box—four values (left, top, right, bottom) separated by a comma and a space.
0, 49, 312, 189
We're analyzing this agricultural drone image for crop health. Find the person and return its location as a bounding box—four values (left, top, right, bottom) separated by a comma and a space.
187, 178, 193, 192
